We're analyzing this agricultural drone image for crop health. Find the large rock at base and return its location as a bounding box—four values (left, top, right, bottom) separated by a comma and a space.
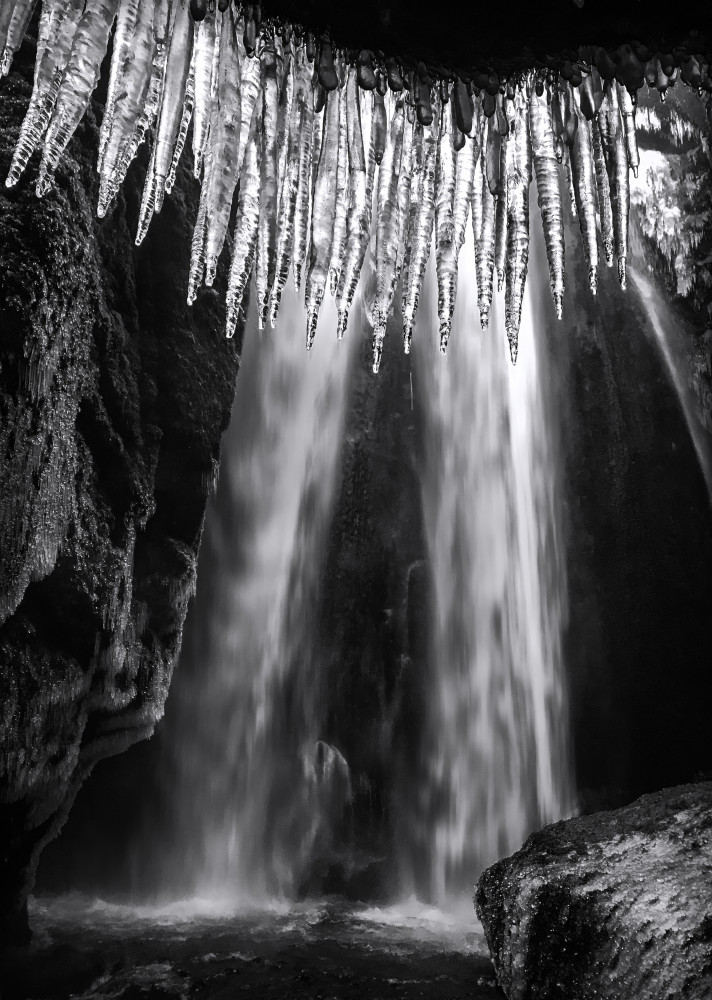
475, 782, 712, 999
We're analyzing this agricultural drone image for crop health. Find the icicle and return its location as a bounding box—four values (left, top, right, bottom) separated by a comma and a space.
558, 79, 578, 147
494, 134, 508, 292
136, 142, 158, 245
275, 37, 295, 215
255, 38, 279, 327
371, 100, 405, 372
305, 87, 341, 349
598, 82, 629, 289
563, 145, 577, 216
36, 0, 119, 197
226, 109, 262, 338
570, 105, 599, 294
6, 0, 85, 188
393, 113, 414, 285
530, 86, 565, 318
1, 0, 37, 77
471, 145, 483, 244
453, 133, 476, 256
591, 117, 614, 267
504, 88, 532, 365
346, 65, 365, 172
618, 82, 639, 178
96, 0, 157, 215
475, 161, 496, 328
400, 121, 424, 320
432, 123, 476, 351
165, 61, 195, 196
187, 145, 211, 304
191, 3, 216, 178
373, 90, 387, 164
434, 97, 458, 353
269, 47, 307, 327
401, 112, 438, 351
99, 0, 141, 171
485, 122, 501, 196
336, 89, 376, 339
292, 57, 315, 290
328, 76, 350, 296
235, 47, 261, 180
148, 0, 193, 214
203, 6, 242, 286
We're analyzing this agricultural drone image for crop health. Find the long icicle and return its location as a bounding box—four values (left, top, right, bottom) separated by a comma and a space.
372, 99, 405, 372
336, 88, 376, 340
598, 81, 629, 289
305, 86, 341, 349
434, 94, 458, 353
203, 5, 242, 286
225, 106, 263, 339
36, 0, 120, 197
256, 36, 279, 327
570, 103, 599, 294
328, 73, 350, 297
530, 83, 565, 318
402, 104, 438, 351
503, 86, 532, 365
6, 0, 85, 188
591, 116, 614, 267
292, 51, 315, 290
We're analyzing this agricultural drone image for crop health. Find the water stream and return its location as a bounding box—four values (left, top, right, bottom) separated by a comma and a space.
410, 226, 573, 903
630, 269, 712, 503
163, 280, 357, 902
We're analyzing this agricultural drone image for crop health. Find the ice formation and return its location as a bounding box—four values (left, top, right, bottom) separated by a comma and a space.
2, 1, 711, 367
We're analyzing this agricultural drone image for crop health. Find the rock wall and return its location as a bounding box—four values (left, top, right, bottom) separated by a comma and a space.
0, 40, 240, 942
476, 781, 712, 1000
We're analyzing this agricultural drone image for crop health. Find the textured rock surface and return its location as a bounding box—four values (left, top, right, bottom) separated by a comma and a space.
0, 38, 240, 943
476, 782, 712, 1000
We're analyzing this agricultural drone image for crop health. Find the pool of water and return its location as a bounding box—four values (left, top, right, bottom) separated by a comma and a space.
0, 895, 504, 999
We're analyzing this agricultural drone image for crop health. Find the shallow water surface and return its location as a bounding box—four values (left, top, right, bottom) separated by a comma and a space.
1, 895, 504, 1000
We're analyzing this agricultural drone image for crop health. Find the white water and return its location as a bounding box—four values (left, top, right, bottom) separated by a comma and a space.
167, 279, 357, 901
411, 225, 573, 903
162, 221, 573, 909
630, 269, 712, 503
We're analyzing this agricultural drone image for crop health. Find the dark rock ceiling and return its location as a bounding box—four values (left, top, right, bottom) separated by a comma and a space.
262, 1, 711, 75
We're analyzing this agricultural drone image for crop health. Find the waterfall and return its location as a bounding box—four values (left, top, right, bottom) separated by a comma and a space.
164, 282, 356, 903
629, 269, 712, 503
158, 223, 573, 910
410, 225, 573, 904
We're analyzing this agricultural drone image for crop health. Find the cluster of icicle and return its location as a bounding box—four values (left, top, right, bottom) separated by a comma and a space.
0, 1, 689, 368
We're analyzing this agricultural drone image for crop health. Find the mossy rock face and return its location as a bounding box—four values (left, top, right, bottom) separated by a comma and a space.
476, 782, 712, 1000
0, 38, 240, 944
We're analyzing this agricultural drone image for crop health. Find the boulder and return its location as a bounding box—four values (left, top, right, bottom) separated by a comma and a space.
476, 782, 712, 1000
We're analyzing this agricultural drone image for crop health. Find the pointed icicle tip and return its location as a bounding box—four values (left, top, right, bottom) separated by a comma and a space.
336, 310, 348, 340
372, 345, 382, 374
479, 308, 490, 330
507, 332, 519, 365
554, 294, 563, 320
306, 308, 318, 350
403, 324, 412, 354
589, 267, 598, 295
